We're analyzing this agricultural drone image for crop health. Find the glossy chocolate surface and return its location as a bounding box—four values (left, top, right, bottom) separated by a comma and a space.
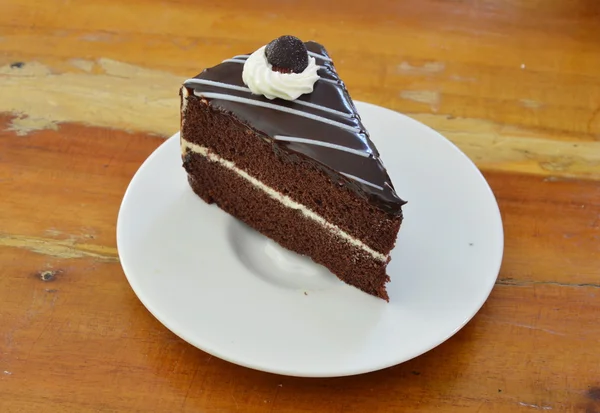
183, 41, 406, 215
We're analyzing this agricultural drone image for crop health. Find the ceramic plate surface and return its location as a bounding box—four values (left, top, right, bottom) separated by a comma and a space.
116, 101, 504, 377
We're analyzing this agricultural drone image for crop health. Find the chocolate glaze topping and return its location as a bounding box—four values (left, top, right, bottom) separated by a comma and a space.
183, 41, 406, 216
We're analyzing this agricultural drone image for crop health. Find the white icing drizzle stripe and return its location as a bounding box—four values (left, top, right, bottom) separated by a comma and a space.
184, 78, 352, 119
192, 91, 361, 132
307, 51, 333, 62
221, 58, 248, 64
185, 78, 250, 93
340, 172, 385, 191
181, 139, 387, 262
290, 99, 351, 119
320, 78, 340, 85
273, 135, 371, 158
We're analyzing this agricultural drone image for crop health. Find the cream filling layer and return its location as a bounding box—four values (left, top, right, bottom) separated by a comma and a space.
181, 138, 388, 262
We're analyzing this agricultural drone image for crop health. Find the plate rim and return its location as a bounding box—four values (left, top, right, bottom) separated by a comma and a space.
116, 100, 504, 377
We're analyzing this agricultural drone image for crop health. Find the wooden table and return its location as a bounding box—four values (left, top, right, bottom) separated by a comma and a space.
1, 1, 599, 411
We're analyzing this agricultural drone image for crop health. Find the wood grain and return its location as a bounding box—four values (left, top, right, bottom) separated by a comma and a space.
1, 0, 600, 411
1, 0, 600, 180
1, 117, 599, 412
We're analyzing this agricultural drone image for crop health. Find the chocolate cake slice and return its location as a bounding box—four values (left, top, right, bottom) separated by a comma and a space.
179, 35, 406, 301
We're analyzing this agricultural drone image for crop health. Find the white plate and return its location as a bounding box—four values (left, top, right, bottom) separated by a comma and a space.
116, 101, 504, 378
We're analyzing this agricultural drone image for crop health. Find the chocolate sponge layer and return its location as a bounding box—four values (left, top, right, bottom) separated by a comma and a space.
183, 150, 391, 301
181, 94, 402, 255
